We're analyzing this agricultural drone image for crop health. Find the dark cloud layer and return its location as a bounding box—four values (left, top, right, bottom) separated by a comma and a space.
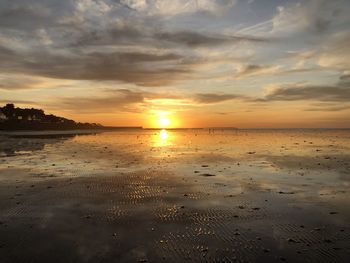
0, 0, 269, 87
254, 75, 350, 111
0, 49, 188, 86
263, 85, 350, 102
155, 31, 267, 47
72, 25, 268, 48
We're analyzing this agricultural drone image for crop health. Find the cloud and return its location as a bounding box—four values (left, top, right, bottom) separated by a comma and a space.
318, 32, 350, 70
120, 0, 237, 15
55, 88, 190, 113
71, 24, 268, 49
339, 73, 350, 86
0, 2, 52, 30
0, 99, 40, 106
0, 48, 191, 86
234, 64, 280, 79
193, 93, 245, 104
271, 0, 348, 36
57, 89, 146, 113
229, 62, 328, 80
0, 75, 42, 90
305, 104, 350, 112
0, 28, 266, 87
262, 84, 350, 102
155, 31, 267, 47
51, 88, 248, 114
281, 31, 350, 73
0, 0, 268, 88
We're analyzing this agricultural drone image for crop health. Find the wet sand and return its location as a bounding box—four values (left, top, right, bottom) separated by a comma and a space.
0, 129, 349, 262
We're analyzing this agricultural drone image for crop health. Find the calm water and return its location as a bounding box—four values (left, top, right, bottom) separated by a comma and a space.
0, 129, 349, 262
1, 129, 350, 208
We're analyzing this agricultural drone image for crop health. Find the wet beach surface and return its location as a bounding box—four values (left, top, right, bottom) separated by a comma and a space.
0, 129, 350, 263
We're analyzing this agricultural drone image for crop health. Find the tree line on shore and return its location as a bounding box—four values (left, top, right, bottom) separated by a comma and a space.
0, 104, 103, 130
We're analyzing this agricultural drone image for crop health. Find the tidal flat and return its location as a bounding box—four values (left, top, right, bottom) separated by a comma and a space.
0, 129, 349, 263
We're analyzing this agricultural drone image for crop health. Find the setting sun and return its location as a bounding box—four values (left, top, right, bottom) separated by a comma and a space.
158, 111, 171, 127
159, 117, 170, 127
148, 111, 180, 128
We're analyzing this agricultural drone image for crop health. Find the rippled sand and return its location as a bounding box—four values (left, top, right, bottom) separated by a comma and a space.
0, 129, 349, 262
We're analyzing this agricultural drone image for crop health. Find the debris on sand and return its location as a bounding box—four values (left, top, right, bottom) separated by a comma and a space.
199, 173, 216, 177
247, 151, 256, 154
201, 165, 209, 167
278, 191, 295, 194
329, 211, 338, 215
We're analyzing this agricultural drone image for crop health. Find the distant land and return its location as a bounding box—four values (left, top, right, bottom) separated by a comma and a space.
0, 104, 142, 131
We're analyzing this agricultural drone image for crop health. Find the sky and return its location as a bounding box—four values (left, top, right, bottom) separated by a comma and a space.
0, 0, 350, 128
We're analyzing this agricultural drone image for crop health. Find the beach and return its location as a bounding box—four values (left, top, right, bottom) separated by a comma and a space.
0, 129, 349, 262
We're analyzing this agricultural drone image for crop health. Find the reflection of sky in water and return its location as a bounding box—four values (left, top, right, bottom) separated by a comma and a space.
1, 130, 349, 207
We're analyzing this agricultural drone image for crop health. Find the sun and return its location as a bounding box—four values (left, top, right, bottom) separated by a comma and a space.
158, 112, 171, 128
159, 117, 170, 127
148, 110, 179, 128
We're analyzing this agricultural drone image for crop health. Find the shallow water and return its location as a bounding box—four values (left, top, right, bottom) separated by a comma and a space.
0, 129, 349, 262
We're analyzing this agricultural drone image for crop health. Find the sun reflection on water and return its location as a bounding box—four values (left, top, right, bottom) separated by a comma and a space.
160, 129, 169, 140
153, 129, 171, 147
